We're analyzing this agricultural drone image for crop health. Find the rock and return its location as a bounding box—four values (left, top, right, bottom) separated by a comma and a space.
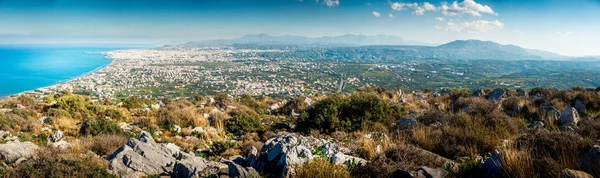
41, 127, 52, 132
223, 160, 261, 178
330, 152, 367, 166
16, 104, 25, 109
576, 145, 600, 174
488, 88, 506, 101
47, 130, 65, 142
269, 103, 280, 111
39, 117, 50, 125
252, 132, 343, 177
416, 167, 449, 178
528, 121, 545, 129
559, 169, 593, 178
538, 106, 560, 125
192, 127, 204, 133
0, 140, 38, 163
472, 89, 486, 97
559, 123, 578, 131
575, 99, 586, 114
108, 130, 255, 178
560, 107, 580, 125
119, 122, 133, 131
481, 151, 502, 177
51, 140, 71, 150
432, 92, 441, 98
398, 118, 419, 129
390, 167, 448, 178
173, 125, 182, 134
518, 90, 528, 97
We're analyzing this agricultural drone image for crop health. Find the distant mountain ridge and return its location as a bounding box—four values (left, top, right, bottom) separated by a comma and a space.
187, 33, 435, 46
182, 34, 571, 60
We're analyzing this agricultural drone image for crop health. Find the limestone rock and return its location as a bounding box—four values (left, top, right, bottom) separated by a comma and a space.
0, 140, 38, 163
47, 130, 65, 142
576, 145, 600, 175
575, 99, 586, 114
481, 151, 502, 177
538, 106, 560, 125
330, 152, 367, 166
560, 107, 580, 125
472, 89, 486, 97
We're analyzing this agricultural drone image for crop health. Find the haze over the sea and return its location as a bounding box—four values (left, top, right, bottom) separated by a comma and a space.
0, 45, 116, 97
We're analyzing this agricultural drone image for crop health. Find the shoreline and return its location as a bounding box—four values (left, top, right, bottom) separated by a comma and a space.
4, 52, 116, 98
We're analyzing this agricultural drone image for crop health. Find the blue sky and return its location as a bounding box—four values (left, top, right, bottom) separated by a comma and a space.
0, 0, 599, 56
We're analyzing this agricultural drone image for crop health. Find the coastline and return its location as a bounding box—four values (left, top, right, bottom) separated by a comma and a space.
6, 53, 116, 98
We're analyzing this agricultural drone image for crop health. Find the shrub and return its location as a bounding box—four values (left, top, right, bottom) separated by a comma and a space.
5, 148, 116, 178
80, 117, 124, 136
156, 102, 207, 128
78, 134, 127, 156
224, 112, 261, 135
297, 92, 404, 133
121, 96, 147, 109
55, 94, 90, 114
295, 158, 350, 178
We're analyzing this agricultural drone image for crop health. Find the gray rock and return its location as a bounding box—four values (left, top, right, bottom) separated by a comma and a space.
224, 160, 261, 178
0, 140, 38, 163
472, 88, 486, 97
576, 145, 600, 174
538, 106, 560, 125
416, 167, 449, 178
39, 117, 50, 125
575, 99, 586, 114
488, 88, 506, 101
51, 140, 71, 150
432, 92, 441, 98
560, 107, 580, 125
173, 125, 182, 134
330, 152, 367, 166
252, 132, 345, 177
518, 90, 528, 97
47, 130, 65, 142
481, 151, 502, 177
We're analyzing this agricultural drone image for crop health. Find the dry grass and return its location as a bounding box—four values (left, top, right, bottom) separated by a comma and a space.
72, 134, 128, 156
499, 148, 536, 178
294, 158, 350, 178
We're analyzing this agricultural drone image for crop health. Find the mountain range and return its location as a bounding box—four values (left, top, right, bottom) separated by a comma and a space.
183, 34, 579, 61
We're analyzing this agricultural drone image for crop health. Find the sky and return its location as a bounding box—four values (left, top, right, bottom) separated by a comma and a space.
0, 0, 599, 56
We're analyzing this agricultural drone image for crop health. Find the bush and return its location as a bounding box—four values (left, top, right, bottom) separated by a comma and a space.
224, 112, 261, 135
297, 92, 404, 133
156, 101, 207, 128
5, 148, 116, 178
80, 117, 124, 136
295, 158, 350, 178
78, 134, 127, 156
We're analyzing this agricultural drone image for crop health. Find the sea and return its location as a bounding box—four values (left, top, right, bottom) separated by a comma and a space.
0, 45, 127, 98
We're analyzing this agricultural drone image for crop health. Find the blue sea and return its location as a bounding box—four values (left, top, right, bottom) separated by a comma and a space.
0, 45, 124, 97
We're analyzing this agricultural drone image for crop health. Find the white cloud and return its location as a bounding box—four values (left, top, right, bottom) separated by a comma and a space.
391, 2, 437, 16
556, 31, 574, 37
316, 0, 339, 7
440, 20, 504, 33
440, 0, 496, 16
391, 0, 496, 16
435, 17, 445, 21
372, 11, 381, 17
515, 30, 526, 34
389, 13, 395, 18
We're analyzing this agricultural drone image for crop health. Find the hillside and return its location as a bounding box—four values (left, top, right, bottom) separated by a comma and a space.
0, 87, 599, 177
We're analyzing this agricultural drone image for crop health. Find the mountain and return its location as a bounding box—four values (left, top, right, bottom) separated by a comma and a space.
188, 34, 434, 46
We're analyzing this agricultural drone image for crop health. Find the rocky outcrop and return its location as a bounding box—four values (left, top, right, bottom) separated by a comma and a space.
472, 89, 486, 97
480, 151, 502, 177
560, 107, 580, 125
398, 118, 419, 129
107, 131, 258, 178
330, 152, 367, 166
0, 140, 38, 164
488, 88, 506, 101
250, 132, 361, 178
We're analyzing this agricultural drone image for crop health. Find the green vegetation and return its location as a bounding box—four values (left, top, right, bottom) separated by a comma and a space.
224, 112, 261, 135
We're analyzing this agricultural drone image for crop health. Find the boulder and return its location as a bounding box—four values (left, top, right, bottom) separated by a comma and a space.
538, 106, 560, 125
0, 140, 38, 163
481, 151, 502, 177
107, 131, 258, 178
251, 132, 350, 177
488, 88, 506, 101
51, 140, 71, 150
528, 121, 545, 129
560, 107, 580, 125
518, 90, 528, 97
390, 167, 448, 178
558, 169, 593, 178
39, 117, 50, 125
472, 89, 486, 97
575, 99, 586, 114
47, 130, 65, 142
576, 145, 600, 175
330, 152, 367, 166
173, 125, 182, 134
